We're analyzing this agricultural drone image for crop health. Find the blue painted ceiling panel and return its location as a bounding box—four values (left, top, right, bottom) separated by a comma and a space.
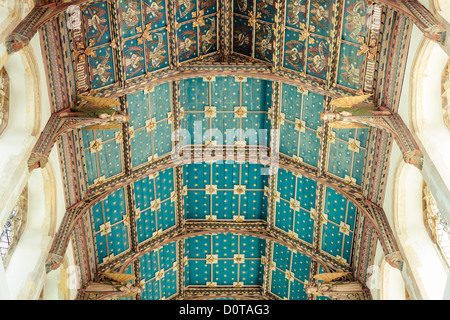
321, 188, 358, 263
139, 242, 178, 300
185, 234, 266, 287
183, 162, 269, 221
271, 243, 312, 300
133, 168, 176, 243
91, 188, 130, 264
326, 127, 369, 186
127, 84, 173, 168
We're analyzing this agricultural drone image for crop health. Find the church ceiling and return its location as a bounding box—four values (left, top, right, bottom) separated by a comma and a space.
74, 75, 364, 299
37, 0, 410, 300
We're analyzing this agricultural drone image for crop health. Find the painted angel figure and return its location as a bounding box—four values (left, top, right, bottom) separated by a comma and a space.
308, 41, 328, 76
310, 0, 332, 30
256, 24, 273, 60
119, 0, 141, 32
200, 0, 215, 12
344, 0, 366, 40
178, 30, 197, 58
200, 20, 217, 54
144, 0, 164, 26
320, 111, 361, 129
320, 94, 392, 128
287, 0, 306, 25
340, 55, 362, 87
285, 40, 304, 70
330, 94, 393, 116
403, 150, 424, 170
85, 5, 109, 43
305, 272, 369, 300
234, 26, 251, 49
236, 0, 248, 13
80, 272, 142, 300
257, 0, 275, 17
124, 46, 145, 78
60, 95, 128, 130
147, 33, 167, 68
90, 51, 112, 87
176, 0, 195, 19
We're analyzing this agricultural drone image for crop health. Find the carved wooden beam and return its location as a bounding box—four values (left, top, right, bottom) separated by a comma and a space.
45, 154, 175, 272
175, 286, 270, 300
218, 0, 232, 62
374, 0, 446, 44
97, 221, 352, 276
328, 112, 423, 170
28, 110, 115, 170
278, 153, 402, 269
6, 0, 89, 54
92, 63, 356, 99
46, 144, 402, 272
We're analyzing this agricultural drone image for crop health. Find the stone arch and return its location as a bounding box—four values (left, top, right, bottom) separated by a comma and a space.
392, 161, 448, 299
410, 36, 450, 220
2, 153, 62, 299
0, 37, 42, 229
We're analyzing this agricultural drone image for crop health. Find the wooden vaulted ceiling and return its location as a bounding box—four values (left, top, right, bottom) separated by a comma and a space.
38, 0, 412, 299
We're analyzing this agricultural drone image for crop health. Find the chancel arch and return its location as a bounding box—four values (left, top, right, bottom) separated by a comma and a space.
2, 151, 61, 299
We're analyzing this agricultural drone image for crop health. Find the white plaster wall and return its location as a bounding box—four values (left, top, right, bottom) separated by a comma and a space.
434, 0, 450, 22
397, 164, 447, 299
0, 50, 38, 228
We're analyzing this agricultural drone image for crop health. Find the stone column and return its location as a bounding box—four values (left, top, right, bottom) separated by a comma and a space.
5, 0, 88, 55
